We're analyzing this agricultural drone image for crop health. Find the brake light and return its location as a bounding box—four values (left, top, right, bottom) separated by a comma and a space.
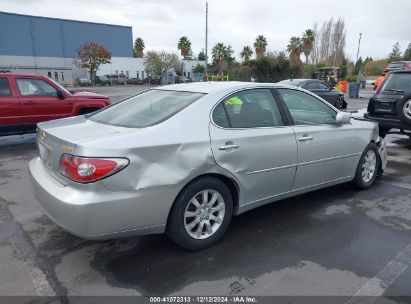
59, 154, 128, 183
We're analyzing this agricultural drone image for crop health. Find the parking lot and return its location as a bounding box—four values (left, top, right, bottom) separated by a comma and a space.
0, 86, 410, 300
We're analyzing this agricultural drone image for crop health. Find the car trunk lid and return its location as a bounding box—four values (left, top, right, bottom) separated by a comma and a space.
36, 115, 136, 184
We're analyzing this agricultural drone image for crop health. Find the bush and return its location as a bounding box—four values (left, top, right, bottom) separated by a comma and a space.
345, 74, 358, 82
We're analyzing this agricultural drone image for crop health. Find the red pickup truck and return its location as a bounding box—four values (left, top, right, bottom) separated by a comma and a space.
0, 73, 110, 136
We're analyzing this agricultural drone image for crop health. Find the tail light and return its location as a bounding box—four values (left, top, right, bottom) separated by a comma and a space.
59, 154, 128, 183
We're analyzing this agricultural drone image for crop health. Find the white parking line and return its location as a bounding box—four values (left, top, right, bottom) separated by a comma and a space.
346, 243, 411, 303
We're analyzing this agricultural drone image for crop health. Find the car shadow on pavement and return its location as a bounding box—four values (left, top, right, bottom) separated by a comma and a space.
85, 181, 411, 295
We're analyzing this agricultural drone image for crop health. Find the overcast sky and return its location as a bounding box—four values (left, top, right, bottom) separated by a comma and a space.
2, 0, 410, 61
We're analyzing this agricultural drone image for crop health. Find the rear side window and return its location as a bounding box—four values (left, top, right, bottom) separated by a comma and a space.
0, 78, 11, 96
212, 89, 283, 128
89, 90, 205, 128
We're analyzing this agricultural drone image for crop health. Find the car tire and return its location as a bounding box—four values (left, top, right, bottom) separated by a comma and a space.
352, 142, 380, 190
166, 177, 233, 250
335, 96, 345, 109
397, 93, 411, 125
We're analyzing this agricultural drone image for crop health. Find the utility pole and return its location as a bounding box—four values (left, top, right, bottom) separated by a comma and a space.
205, 2, 208, 76
356, 33, 363, 84
356, 33, 362, 63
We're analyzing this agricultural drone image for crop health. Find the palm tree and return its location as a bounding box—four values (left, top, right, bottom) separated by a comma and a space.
301, 29, 315, 65
133, 38, 145, 58
287, 36, 303, 66
211, 43, 227, 65
254, 35, 267, 59
240, 46, 253, 62
177, 36, 192, 60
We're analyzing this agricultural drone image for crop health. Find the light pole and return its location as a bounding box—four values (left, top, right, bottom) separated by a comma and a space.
205, 2, 208, 76
356, 32, 362, 63
356, 33, 363, 84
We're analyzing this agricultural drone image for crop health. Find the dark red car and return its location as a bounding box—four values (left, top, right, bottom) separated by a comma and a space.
0, 73, 110, 136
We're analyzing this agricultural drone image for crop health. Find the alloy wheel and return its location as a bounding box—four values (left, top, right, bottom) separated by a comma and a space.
403, 100, 411, 120
362, 150, 377, 183
335, 96, 344, 109
184, 189, 225, 240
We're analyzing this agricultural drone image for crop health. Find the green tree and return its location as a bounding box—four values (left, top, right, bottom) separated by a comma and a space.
193, 63, 205, 73
301, 29, 315, 65
248, 51, 302, 82
388, 42, 402, 62
364, 59, 387, 76
198, 49, 206, 61
177, 36, 192, 60
211, 43, 234, 66
287, 36, 303, 66
240, 46, 253, 62
403, 43, 411, 60
144, 51, 179, 81
354, 57, 363, 75
254, 35, 267, 59
133, 37, 145, 58
76, 42, 111, 80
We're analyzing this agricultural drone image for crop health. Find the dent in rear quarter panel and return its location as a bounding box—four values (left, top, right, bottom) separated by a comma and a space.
72, 118, 217, 227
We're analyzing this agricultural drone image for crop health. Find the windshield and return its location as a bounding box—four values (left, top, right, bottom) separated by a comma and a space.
380, 73, 411, 93
89, 89, 205, 128
47, 77, 70, 94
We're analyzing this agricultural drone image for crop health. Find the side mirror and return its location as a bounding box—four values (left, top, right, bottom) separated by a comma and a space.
335, 112, 351, 124
57, 89, 65, 99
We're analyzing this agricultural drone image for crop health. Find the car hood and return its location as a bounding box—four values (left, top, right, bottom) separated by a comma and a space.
71, 91, 107, 99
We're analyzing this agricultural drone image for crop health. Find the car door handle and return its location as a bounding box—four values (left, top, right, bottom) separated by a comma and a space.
23, 100, 36, 105
298, 135, 313, 142
219, 144, 239, 151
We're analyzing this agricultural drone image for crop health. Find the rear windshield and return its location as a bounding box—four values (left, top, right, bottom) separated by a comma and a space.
381, 73, 411, 93
89, 89, 205, 128
387, 63, 405, 69
279, 80, 303, 86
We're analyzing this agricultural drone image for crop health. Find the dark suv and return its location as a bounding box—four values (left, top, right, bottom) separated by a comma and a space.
366, 71, 411, 137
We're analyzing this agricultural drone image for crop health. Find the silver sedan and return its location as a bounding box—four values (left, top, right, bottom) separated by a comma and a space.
29, 82, 387, 250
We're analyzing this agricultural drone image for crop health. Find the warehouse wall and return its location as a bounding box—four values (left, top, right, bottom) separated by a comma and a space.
0, 11, 133, 58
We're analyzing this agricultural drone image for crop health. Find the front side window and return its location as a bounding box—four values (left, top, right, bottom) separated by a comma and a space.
278, 88, 336, 125
89, 90, 205, 128
212, 89, 283, 128
0, 78, 11, 96
16, 78, 57, 96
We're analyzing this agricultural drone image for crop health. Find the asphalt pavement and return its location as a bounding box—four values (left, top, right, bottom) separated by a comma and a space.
0, 86, 410, 302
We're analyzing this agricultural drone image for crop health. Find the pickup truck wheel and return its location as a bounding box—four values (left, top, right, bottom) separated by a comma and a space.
397, 93, 411, 125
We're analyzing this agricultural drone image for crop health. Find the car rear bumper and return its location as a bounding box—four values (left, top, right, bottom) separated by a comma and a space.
29, 157, 168, 239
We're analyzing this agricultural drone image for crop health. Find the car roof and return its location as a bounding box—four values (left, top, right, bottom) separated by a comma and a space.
0, 72, 47, 78
155, 81, 291, 94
